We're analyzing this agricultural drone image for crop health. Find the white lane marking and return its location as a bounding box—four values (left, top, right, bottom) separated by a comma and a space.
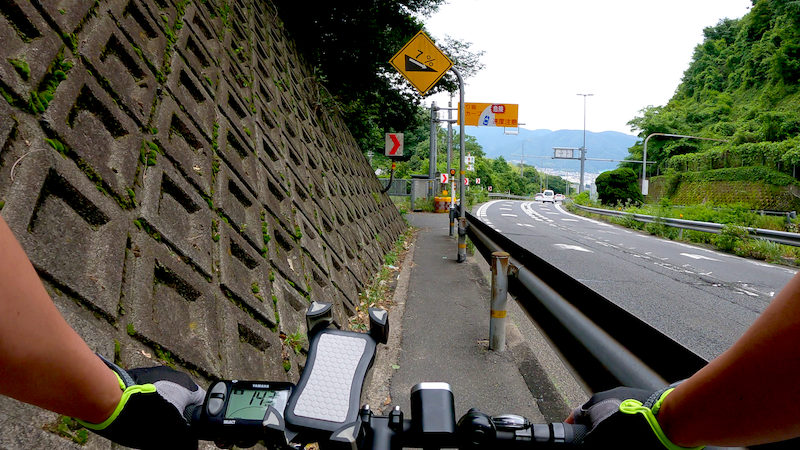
734, 288, 760, 297
554, 203, 612, 227
476, 200, 501, 221
501, 213, 518, 217
561, 218, 579, 222
521, 202, 553, 223
499, 208, 513, 211
516, 223, 534, 228
554, 244, 593, 253
680, 253, 720, 261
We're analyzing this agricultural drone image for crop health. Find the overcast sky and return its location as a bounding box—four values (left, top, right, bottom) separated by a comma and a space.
422, 1, 752, 135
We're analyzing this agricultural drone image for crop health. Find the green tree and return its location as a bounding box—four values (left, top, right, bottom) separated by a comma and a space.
623, 1, 800, 180
595, 168, 643, 206
274, 1, 484, 152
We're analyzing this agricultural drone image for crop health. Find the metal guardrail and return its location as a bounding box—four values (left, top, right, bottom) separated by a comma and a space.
465, 211, 708, 392
573, 204, 800, 247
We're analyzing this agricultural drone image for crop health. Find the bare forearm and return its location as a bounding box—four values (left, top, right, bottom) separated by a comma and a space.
0, 216, 120, 423
659, 272, 800, 447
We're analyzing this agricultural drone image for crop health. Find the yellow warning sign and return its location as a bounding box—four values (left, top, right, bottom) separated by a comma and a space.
390, 30, 453, 95
458, 103, 519, 127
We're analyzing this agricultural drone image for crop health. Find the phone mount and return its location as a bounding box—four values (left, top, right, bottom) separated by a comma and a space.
285, 302, 388, 448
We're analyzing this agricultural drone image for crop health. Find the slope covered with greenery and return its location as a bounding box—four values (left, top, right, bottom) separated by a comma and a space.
622, 0, 800, 182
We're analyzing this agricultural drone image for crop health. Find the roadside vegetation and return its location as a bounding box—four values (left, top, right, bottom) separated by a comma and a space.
619, 1, 800, 181
569, 192, 800, 265
348, 228, 414, 332
568, 1, 800, 265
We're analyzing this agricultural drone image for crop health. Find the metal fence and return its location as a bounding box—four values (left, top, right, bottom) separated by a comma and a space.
379, 178, 411, 196
573, 204, 800, 247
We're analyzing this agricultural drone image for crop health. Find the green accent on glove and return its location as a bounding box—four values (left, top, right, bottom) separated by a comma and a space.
77, 371, 157, 431
619, 388, 704, 450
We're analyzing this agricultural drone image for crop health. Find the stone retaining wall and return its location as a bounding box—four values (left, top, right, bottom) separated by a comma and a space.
0, 0, 405, 446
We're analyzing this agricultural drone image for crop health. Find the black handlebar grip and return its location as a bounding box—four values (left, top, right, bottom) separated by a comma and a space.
565, 423, 588, 445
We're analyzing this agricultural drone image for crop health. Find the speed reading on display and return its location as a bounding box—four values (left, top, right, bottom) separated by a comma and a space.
390, 30, 453, 95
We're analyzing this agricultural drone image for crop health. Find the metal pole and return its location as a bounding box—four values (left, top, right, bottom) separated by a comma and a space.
641, 133, 729, 196
454, 67, 467, 262
447, 96, 453, 188
429, 102, 437, 196
576, 93, 593, 193
490, 252, 510, 351
448, 95, 455, 237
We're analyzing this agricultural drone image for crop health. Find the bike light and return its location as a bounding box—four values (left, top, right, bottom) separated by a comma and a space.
410, 382, 456, 437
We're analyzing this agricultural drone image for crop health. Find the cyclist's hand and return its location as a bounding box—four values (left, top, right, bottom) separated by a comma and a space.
568, 386, 703, 450
77, 354, 205, 449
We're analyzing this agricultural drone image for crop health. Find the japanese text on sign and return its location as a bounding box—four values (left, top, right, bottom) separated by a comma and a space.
458, 103, 519, 127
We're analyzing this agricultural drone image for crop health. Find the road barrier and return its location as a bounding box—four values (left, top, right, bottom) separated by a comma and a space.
572, 204, 800, 247
464, 211, 708, 392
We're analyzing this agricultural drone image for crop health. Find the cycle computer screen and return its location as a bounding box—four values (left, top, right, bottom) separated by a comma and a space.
225, 387, 290, 420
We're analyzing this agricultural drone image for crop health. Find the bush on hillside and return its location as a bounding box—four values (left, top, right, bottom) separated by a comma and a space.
596, 168, 643, 206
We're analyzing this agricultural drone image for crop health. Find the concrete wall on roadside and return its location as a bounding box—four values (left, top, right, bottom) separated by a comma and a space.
0, 0, 405, 446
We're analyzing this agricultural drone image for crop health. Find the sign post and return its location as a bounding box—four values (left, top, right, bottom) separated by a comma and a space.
391, 30, 467, 262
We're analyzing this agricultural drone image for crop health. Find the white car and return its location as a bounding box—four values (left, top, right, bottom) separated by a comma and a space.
534, 193, 544, 201
555, 193, 565, 201
542, 190, 555, 203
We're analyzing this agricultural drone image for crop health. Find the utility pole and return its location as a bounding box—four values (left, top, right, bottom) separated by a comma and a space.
447, 95, 453, 192
511, 144, 526, 177
576, 93, 593, 193
429, 102, 438, 197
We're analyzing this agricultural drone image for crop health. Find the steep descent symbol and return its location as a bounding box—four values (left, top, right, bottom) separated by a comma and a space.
390, 30, 452, 95
405, 55, 437, 72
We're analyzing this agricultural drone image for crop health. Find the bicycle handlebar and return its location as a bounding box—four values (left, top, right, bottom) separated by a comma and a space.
189, 302, 588, 449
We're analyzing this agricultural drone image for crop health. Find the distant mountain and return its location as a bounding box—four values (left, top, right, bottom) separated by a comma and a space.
465, 127, 639, 174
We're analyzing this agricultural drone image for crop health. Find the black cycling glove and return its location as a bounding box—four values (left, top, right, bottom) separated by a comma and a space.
572, 386, 704, 450
77, 354, 206, 449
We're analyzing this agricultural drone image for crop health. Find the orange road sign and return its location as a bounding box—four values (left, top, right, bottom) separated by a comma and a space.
458, 103, 519, 127
390, 31, 453, 95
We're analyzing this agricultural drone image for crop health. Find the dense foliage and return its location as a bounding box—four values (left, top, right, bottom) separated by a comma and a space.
274, 0, 484, 152
621, 0, 800, 180
595, 168, 642, 205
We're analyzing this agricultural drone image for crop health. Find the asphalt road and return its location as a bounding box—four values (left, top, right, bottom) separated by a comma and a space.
476, 200, 798, 360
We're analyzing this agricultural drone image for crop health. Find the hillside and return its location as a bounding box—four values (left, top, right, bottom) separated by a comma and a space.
623, 0, 800, 182
466, 127, 638, 174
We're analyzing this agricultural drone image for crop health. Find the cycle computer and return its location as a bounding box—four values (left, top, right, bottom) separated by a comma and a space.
192, 380, 294, 447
